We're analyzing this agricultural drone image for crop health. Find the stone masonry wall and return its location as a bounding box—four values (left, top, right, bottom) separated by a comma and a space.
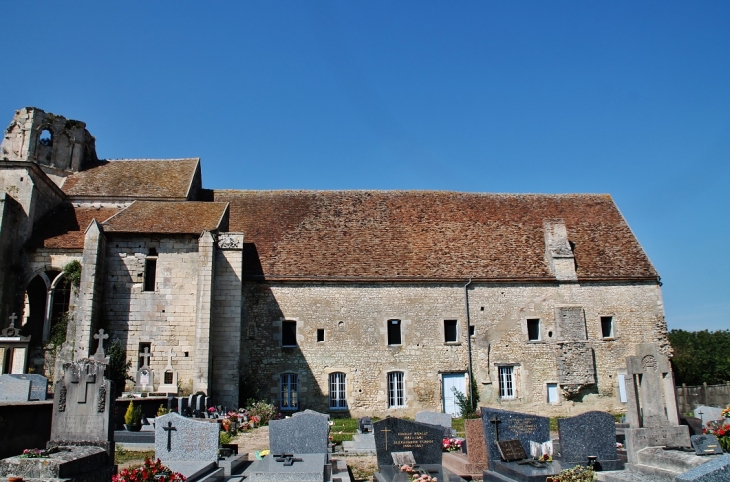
104, 235, 200, 394
241, 280, 667, 418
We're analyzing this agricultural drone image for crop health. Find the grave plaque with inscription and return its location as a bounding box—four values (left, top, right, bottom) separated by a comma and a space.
497, 440, 527, 462
374, 417, 443, 468
481, 407, 550, 471
690, 434, 724, 456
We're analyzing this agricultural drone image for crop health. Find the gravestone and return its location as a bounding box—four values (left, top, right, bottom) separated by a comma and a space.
623, 344, 691, 464
0, 373, 31, 401
10, 373, 48, 400
359, 416, 374, 433
245, 453, 328, 482
154, 412, 221, 480
134, 347, 154, 392
557, 411, 623, 470
695, 406, 724, 425
373, 417, 443, 468
691, 434, 724, 456
416, 410, 456, 437
675, 454, 730, 482
49, 358, 115, 456
464, 418, 488, 466
269, 410, 330, 454
480, 408, 550, 470
157, 348, 178, 394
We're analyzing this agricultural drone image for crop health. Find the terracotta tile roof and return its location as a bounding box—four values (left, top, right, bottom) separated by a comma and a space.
213, 190, 658, 281
28, 204, 121, 250
62, 159, 199, 199
101, 201, 228, 234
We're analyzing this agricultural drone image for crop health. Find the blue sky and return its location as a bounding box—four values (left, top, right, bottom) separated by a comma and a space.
2, 2, 728, 331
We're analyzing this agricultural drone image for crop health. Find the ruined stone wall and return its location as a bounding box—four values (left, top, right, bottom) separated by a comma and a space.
0, 165, 65, 240
241, 280, 666, 417
104, 235, 200, 394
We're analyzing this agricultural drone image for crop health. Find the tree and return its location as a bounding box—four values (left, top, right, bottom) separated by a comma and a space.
107, 339, 134, 398
668, 329, 730, 386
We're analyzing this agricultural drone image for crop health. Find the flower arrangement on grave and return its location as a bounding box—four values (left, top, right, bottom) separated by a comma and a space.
20, 448, 49, 458
546, 465, 596, 482
157, 405, 170, 417
441, 437, 462, 452
722, 405, 730, 419
539, 453, 552, 463
244, 399, 282, 426
400, 466, 437, 482
703, 421, 730, 452
112, 458, 185, 482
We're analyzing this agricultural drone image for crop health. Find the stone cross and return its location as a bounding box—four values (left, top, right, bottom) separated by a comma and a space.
139, 347, 152, 368
8, 313, 18, 325
93, 329, 109, 357
163, 421, 177, 451
274, 454, 303, 466
490, 415, 502, 442
78, 364, 97, 403
165, 348, 174, 368
2, 313, 21, 337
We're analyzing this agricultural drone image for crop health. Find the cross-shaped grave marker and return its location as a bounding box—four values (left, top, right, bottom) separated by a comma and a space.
139, 347, 152, 367
165, 348, 174, 367
381, 427, 392, 450
273, 454, 303, 466
78, 363, 97, 403
490, 415, 502, 444
2, 313, 21, 337
93, 329, 109, 359
163, 421, 177, 451
8, 313, 18, 325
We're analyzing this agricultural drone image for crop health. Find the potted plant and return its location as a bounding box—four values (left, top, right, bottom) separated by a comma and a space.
124, 400, 143, 431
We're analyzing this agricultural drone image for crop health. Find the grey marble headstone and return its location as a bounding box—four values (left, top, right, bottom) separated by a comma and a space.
10, 373, 48, 400
691, 434, 724, 455
374, 417, 443, 468
480, 407, 550, 470
415, 411, 455, 437
269, 411, 329, 454
695, 406, 724, 424
49, 359, 114, 455
155, 412, 219, 465
245, 453, 326, 482
0, 374, 31, 401
558, 411, 619, 465
675, 454, 730, 482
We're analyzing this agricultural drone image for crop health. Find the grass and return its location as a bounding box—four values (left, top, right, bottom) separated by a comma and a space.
115, 448, 155, 466
328, 416, 469, 443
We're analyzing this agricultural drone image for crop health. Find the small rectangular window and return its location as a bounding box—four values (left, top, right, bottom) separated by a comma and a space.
280, 373, 298, 410
329, 372, 347, 409
601, 316, 613, 338
469, 325, 475, 337
387, 319, 402, 345
498, 366, 515, 399
547, 383, 559, 404
317, 329, 325, 342
282, 321, 297, 346
387, 371, 405, 407
444, 320, 458, 343
144, 258, 157, 292
527, 319, 540, 341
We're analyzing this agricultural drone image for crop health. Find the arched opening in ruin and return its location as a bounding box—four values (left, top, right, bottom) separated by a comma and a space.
23, 274, 49, 347
39, 128, 53, 147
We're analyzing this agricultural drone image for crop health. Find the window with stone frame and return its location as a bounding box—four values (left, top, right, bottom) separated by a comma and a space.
387, 371, 405, 408
329, 372, 347, 410
601, 316, 614, 338
387, 319, 402, 345
282, 320, 297, 347
498, 365, 515, 399
444, 320, 458, 343
143, 248, 158, 292
280, 373, 298, 410
527, 318, 541, 341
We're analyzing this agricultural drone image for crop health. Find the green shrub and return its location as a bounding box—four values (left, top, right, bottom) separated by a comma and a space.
108, 339, 133, 398
548, 465, 596, 481
220, 431, 232, 445
124, 401, 142, 425
246, 400, 280, 426
63, 260, 82, 288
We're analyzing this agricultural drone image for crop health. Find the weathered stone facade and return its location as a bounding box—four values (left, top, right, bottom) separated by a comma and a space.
0, 107, 670, 416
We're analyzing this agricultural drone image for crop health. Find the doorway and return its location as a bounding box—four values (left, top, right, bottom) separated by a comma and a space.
442, 373, 466, 417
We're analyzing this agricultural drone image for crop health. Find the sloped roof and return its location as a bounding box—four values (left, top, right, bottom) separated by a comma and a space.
29, 203, 121, 249
214, 190, 658, 281
101, 201, 228, 234
61, 159, 199, 199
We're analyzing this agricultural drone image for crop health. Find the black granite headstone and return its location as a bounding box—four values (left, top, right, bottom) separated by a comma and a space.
9, 374, 48, 400
690, 434, 724, 456
480, 407, 550, 471
374, 417, 443, 468
558, 411, 619, 468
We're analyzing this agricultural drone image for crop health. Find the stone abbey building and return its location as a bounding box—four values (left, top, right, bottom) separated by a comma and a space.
0, 107, 670, 417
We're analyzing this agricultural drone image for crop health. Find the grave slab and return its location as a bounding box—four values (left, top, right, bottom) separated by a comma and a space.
269, 411, 330, 455
154, 412, 219, 467
9, 373, 48, 400
244, 453, 327, 482
558, 410, 624, 470
0, 373, 31, 401
374, 417, 443, 468
675, 454, 730, 482
374, 464, 467, 482
691, 434, 724, 456
694, 405, 724, 425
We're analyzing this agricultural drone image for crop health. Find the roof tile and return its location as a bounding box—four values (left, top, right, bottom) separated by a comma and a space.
102, 201, 228, 234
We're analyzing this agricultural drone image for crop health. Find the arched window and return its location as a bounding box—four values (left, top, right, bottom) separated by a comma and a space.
280, 373, 298, 411
329, 372, 347, 410
39, 128, 53, 147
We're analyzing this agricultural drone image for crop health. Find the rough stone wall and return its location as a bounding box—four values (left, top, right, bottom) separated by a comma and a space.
0, 193, 23, 324
241, 280, 667, 417
210, 234, 244, 408
0, 165, 65, 240
104, 235, 200, 394
241, 283, 470, 418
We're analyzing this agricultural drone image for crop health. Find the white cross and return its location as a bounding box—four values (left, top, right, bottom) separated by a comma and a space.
166, 348, 174, 367
140, 347, 152, 367
94, 329, 109, 357
8, 313, 18, 327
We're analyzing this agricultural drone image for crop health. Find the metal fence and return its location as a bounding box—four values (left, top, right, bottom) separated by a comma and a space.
676, 382, 730, 414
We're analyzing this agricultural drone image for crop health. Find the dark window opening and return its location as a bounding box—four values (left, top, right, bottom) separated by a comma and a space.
444, 320, 458, 343
144, 258, 157, 291
39, 129, 53, 147
469, 325, 475, 337
387, 319, 402, 345
527, 319, 540, 341
282, 321, 297, 346
317, 329, 325, 342
601, 316, 613, 338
